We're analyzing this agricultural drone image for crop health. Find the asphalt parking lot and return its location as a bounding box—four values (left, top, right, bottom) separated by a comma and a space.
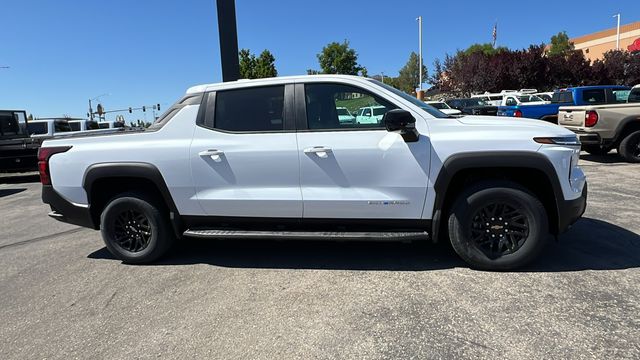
1, 153, 639, 360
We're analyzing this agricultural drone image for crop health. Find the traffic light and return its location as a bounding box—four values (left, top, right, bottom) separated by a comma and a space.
128, 107, 132, 113
157, 104, 160, 111
142, 106, 146, 112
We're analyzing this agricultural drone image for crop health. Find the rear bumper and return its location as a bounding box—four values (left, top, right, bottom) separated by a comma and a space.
42, 185, 97, 229
557, 183, 587, 234
564, 129, 612, 146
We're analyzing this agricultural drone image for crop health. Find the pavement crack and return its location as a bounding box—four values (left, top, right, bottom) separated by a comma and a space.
104, 290, 118, 309
0, 228, 84, 251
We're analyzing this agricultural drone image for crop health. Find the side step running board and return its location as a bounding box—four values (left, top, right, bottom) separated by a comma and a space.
183, 229, 428, 241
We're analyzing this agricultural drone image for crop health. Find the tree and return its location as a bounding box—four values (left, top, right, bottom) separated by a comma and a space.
547, 31, 574, 57
238, 49, 278, 79
239, 49, 256, 79
396, 52, 427, 94
317, 41, 365, 75
254, 50, 277, 78
463, 43, 509, 56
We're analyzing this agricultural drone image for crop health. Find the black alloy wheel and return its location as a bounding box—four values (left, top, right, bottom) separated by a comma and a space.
100, 193, 175, 264
470, 202, 529, 259
113, 209, 152, 253
447, 181, 548, 270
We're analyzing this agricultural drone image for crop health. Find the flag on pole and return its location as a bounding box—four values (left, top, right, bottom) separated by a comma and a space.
492, 22, 497, 48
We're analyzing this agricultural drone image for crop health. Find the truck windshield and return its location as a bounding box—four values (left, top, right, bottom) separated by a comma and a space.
368, 79, 448, 118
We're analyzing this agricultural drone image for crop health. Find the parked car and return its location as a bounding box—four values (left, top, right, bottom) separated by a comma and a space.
498, 85, 631, 123
355, 105, 386, 124
0, 110, 41, 172
558, 97, 640, 162
446, 98, 498, 116
424, 101, 462, 116
501, 94, 547, 107
39, 75, 587, 270
336, 107, 356, 124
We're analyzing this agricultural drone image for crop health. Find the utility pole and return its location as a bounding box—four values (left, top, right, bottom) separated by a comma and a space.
613, 13, 621, 50
416, 16, 423, 91
216, 0, 240, 82
381, 72, 385, 84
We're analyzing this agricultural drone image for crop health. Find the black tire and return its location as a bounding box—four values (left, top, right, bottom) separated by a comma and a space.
447, 181, 549, 270
100, 192, 174, 264
618, 130, 640, 163
582, 145, 611, 156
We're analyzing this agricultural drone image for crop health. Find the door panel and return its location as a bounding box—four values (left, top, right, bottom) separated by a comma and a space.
297, 131, 429, 219
191, 128, 301, 217
296, 82, 430, 219
190, 85, 302, 218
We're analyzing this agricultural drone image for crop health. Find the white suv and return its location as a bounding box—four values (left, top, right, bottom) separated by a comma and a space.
39, 75, 587, 270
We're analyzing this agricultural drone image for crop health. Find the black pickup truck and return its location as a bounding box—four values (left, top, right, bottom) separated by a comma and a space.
0, 110, 41, 172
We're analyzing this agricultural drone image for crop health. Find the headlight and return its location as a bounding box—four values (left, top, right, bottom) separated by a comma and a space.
533, 136, 581, 146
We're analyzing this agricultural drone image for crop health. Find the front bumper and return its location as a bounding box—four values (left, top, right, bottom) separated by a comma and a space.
42, 185, 97, 229
557, 182, 587, 233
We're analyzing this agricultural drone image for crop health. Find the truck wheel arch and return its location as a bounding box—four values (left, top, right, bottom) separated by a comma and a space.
82, 162, 182, 236
430, 152, 564, 242
614, 117, 640, 144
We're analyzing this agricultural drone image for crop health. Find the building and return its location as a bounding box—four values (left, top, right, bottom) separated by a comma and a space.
571, 21, 640, 61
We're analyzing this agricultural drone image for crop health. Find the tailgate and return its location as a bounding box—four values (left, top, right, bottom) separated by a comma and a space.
558, 107, 586, 127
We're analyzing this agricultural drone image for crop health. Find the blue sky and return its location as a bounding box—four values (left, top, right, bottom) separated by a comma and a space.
1, 0, 639, 118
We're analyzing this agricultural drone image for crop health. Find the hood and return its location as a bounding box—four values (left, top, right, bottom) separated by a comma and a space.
456, 115, 574, 135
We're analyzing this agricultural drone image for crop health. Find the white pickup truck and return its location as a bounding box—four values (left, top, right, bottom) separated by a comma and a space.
39, 75, 587, 270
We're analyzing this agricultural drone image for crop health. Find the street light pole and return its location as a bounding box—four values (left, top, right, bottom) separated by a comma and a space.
417, 16, 423, 91
613, 13, 621, 50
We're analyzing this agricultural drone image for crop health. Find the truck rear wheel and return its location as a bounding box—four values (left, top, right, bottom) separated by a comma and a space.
618, 131, 640, 163
100, 193, 175, 264
447, 181, 548, 270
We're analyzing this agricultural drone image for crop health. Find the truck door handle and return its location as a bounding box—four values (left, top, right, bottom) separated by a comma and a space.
199, 149, 224, 161
303, 146, 332, 158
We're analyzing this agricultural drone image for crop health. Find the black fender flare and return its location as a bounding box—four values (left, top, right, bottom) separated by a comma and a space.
83, 162, 182, 236
430, 151, 564, 242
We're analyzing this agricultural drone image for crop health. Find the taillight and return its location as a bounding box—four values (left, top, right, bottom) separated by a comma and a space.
514, 109, 523, 117
585, 111, 598, 127
37, 146, 71, 185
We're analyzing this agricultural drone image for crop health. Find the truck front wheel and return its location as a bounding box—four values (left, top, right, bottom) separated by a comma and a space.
447, 181, 549, 270
100, 193, 175, 264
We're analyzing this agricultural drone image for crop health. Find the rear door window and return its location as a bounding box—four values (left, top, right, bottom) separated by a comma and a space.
552, 91, 574, 104
215, 86, 285, 132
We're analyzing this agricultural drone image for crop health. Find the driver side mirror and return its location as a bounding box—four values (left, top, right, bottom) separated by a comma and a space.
383, 109, 419, 142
